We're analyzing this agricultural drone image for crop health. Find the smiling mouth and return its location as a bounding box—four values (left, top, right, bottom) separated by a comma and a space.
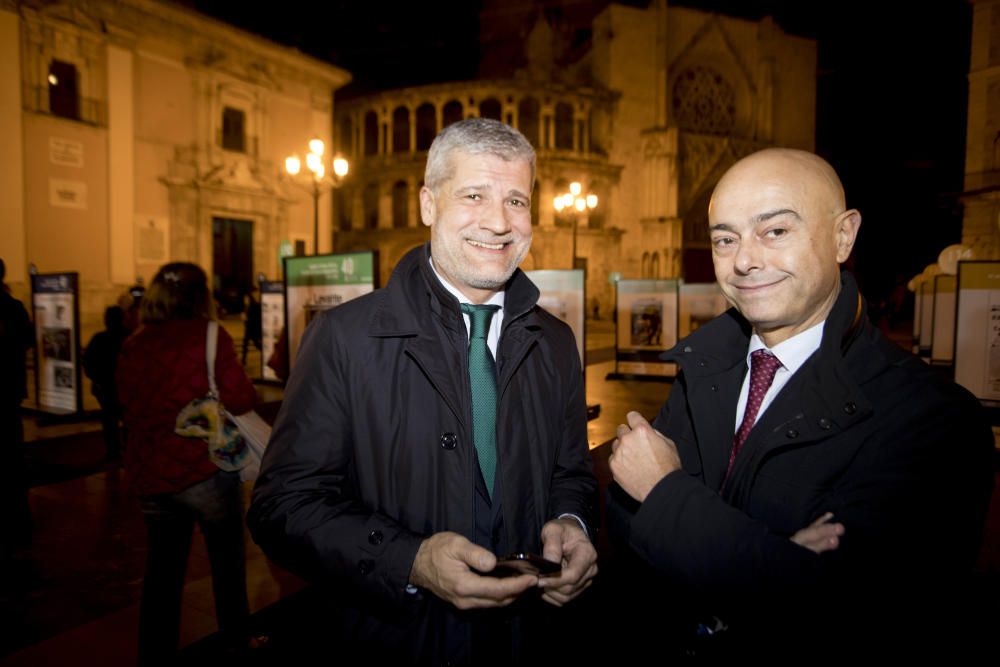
466, 239, 509, 251
733, 277, 785, 292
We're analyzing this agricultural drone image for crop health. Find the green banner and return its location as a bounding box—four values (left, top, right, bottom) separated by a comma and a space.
285, 252, 374, 287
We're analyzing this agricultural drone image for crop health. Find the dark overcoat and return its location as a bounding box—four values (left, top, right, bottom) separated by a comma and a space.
249, 244, 595, 664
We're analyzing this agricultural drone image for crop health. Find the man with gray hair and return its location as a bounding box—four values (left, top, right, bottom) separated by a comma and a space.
249, 119, 597, 664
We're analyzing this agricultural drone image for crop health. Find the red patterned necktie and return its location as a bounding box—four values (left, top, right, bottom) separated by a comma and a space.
722, 349, 783, 489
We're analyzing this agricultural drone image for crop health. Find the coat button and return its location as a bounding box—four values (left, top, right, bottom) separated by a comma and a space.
358, 559, 373, 575
785, 429, 799, 439
440, 432, 457, 450
818, 417, 832, 430
843, 402, 857, 415
684, 346, 693, 353
698, 360, 707, 367
368, 530, 383, 546
711, 384, 718, 392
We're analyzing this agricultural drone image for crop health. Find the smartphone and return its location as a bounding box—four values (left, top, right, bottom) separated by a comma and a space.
489, 552, 561, 577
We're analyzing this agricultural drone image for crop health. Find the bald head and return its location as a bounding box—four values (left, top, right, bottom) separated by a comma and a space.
712, 148, 846, 219
707, 148, 861, 346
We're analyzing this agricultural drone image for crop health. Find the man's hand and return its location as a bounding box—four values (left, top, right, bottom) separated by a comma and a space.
537, 518, 598, 607
409, 532, 536, 610
608, 411, 681, 502
791, 512, 844, 554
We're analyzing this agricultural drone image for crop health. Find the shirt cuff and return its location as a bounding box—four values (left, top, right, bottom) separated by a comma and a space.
557, 512, 589, 538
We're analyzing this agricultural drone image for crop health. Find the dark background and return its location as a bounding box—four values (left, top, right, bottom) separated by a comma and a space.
185, 0, 973, 304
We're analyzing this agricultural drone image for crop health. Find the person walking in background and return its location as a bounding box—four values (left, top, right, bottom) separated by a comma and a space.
83, 305, 128, 460
241, 288, 262, 366
117, 262, 262, 665
0, 258, 34, 555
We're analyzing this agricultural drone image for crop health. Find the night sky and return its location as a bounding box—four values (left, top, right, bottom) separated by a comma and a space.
186, 0, 973, 303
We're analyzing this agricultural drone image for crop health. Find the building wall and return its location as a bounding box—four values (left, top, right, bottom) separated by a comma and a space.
334, 2, 816, 317
963, 0, 1000, 259
2, 0, 350, 340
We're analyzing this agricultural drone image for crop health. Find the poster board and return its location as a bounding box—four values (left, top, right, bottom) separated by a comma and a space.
613, 279, 679, 377
259, 280, 284, 381
954, 261, 1000, 403
930, 274, 956, 364
526, 269, 585, 366
912, 283, 923, 354
918, 281, 933, 355
284, 252, 376, 369
31, 272, 82, 414
679, 282, 729, 339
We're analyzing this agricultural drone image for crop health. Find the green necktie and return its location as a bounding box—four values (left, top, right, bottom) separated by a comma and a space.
460, 303, 501, 499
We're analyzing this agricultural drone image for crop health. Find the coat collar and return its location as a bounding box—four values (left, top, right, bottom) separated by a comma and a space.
663, 271, 881, 498
368, 243, 541, 338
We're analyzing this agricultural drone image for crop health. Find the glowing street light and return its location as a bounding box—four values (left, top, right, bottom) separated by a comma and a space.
284, 138, 349, 255
553, 181, 598, 267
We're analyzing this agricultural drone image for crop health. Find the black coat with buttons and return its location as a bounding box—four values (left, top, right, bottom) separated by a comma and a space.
610, 270, 994, 654
248, 244, 595, 663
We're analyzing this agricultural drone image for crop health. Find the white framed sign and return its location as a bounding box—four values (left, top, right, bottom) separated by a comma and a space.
526, 269, 585, 366
31, 272, 82, 414
954, 261, 1000, 403
614, 279, 679, 377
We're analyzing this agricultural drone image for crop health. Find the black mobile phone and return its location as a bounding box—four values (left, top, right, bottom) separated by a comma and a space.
489, 552, 561, 577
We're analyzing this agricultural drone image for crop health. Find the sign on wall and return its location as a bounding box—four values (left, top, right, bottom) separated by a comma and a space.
31, 272, 82, 414
49, 137, 84, 167
49, 179, 87, 210
284, 252, 376, 369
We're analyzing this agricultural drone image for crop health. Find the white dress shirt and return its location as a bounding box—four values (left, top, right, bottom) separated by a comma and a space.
734, 321, 826, 433
429, 258, 504, 358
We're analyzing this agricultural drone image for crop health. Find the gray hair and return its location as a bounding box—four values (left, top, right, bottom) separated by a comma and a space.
424, 118, 536, 193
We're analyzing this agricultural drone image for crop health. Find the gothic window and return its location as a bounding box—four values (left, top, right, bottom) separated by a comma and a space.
221, 107, 246, 152
531, 181, 539, 226
588, 181, 606, 229
479, 98, 502, 121
672, 66, 736, 135
518, 97, 540, 148
364, 111, 378, 156
555, 102, 574, 150
641, 252, 650, 278
392, 106, 410, 153
339, 116, 353, 158
651, 252, 661, 279
392, 181, 409, 228
48, 60, 80, 121
335, 188, 352, 231
443, 100, 463, 128
416, 103, 436, 150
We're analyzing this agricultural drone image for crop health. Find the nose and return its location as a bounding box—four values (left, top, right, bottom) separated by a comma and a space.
733, 236, 763, 275
479, 198, 512, 235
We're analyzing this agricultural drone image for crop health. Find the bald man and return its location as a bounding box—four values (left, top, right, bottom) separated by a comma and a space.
607, 149, 994, 659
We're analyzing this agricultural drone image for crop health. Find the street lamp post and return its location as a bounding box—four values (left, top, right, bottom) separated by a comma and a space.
553, 181, 598, 269
285, 138, 349, 255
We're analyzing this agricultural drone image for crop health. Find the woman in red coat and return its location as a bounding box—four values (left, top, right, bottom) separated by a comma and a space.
117, 262, 258, 665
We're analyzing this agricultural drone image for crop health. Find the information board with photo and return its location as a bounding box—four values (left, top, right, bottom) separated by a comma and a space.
614, 279, 679, 377
284, 252, 376, 368
31, 272, 82, 414
260, 280, 284, 381
526, 269, 585, 366
954, 261, 1000, 403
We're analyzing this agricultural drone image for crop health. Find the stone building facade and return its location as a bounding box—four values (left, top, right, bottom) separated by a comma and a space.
963, 0, 1000, 258
331, 1, 816, 317
0, 0, 349, 334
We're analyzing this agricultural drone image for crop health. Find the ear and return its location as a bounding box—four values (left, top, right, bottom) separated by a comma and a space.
419, 186, 435, 228
833, 209, 861, 263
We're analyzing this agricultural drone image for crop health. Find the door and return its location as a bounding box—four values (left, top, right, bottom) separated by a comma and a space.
212, 217, 253, 315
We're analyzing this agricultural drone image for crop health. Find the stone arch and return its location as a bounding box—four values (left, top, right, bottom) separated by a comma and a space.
392, 106, 410, 153
416, 103, 436, 150
518, 96, 541, 148
392, 180, 408, 228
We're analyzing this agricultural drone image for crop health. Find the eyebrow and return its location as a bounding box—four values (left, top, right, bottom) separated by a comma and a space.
710, 208, 801, 232
453, 184, 530, 200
